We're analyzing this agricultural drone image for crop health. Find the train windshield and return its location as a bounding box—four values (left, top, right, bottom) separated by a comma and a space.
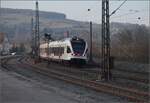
71, 40, 86, 55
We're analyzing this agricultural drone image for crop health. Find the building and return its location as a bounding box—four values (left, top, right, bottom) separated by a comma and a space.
0, 32, 11, 55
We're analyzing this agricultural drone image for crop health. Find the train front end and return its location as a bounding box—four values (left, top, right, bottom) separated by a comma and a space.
69, 37, 88, 64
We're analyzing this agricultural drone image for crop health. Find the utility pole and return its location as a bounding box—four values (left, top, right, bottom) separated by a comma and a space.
101, 0, 111, 81
44, 33, 51, 65
0, 0, 1, 31
35, 1, 40, 60
89, 21, 93, 62
100, 0, 127, 80
31, 17, 34, 57
0, 0, 1, 17
0, 0, 4, 56
87, 9, 93, 63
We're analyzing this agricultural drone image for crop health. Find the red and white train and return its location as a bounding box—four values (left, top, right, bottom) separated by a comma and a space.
39, 37, 88, 64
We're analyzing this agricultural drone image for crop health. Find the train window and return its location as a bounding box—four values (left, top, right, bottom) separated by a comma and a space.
62, 47, 64, 54
67, 46, 71, 53
71, 40, 85, 55
48, 47, 64, 56
59, 47, 64, 54
49, 47, 52, 54
52, 47, 54, 53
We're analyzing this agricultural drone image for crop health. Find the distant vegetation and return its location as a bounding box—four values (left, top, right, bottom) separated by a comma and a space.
0, 8, 149, 63
110, 23, 149, 63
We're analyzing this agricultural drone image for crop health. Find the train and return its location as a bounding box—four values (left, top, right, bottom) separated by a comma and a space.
39, 37, 88, 65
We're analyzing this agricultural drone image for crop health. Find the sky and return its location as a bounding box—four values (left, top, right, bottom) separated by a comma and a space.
1, 0, 149, 26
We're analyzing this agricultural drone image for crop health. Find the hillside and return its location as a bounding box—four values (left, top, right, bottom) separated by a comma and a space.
0, 8, 89, 42
0, 8, 149, 63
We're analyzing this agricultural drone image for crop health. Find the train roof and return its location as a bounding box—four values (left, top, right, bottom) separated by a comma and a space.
40, 37, 71, 47
40, 37, 85, 47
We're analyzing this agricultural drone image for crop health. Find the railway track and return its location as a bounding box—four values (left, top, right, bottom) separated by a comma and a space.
26, 57, 149, 94
1, 57, 149, 102
29, 56, 149, 84
83, 68, 149, 84
25, 56, 149, 88
21, 57, 150, 101
21, 57, 98, 81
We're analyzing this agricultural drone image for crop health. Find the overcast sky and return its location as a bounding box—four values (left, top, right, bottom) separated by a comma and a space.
1, 0, 149, 26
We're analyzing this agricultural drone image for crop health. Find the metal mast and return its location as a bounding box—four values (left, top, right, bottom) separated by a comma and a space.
0, 0, 2, 27
0, 0, 1, 17
101, 0, 111, 80
31, 17, 34, 56
89, 21, 93, 62
87, 9, 93, 63
35, 1, 40, 58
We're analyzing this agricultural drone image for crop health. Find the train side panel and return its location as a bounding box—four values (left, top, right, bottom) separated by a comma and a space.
39, 37, 88, 64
